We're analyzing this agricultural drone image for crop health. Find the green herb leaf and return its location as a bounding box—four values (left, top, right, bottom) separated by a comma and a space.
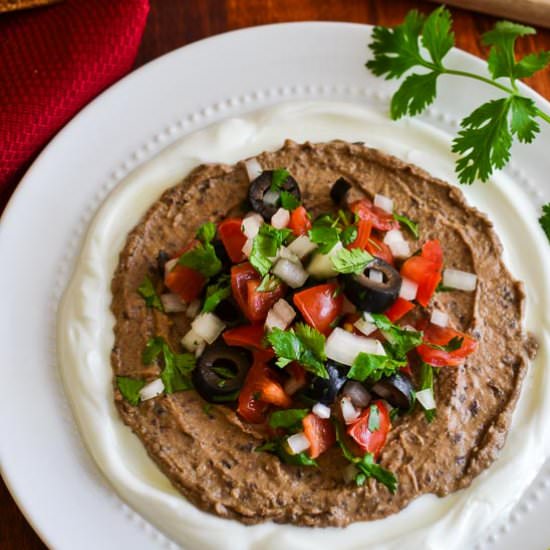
348, 353, 406, 382
330, 247, 373, 274
294, 323, 327, 361
250, 224, 292, 276
202, 275, 231, 313
514, 51, 550, 79
421, 5, 454, 66
280, 190, 300, 210
370, 314, 423, 358
539, 203, 550, 243
255, 438, 318, 467
269, 408, 309, 430
257, 273, 281, 292
368, 404, 381, 431
137, 275, 164, 312
116, 376, 146, 406
178, 242, 222, 278
391, 71, 439, 120
340, 225, 358, 246
308, 223, 340, 254
509, 95, 540, 143
196, 221, 216, 245
427, 335, 464, 352
419, 361, 437, 422
393, 213, 419, 239
270, 168, 290, 192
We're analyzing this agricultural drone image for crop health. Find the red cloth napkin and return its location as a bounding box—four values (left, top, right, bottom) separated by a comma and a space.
0, 0, 150, 210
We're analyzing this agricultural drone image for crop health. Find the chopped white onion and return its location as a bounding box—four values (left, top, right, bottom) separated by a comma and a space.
383, 229, 405, 245
286, 432, 311, 455
368, 269, 384, 283
312, 402, 331, 419
374, 193, 394, 213
180, 328, 205, 353
354, 316, 377, 336
306, 241, 343, 279
430, 309, 449, 328
402, 324, 417, 333
326, 328, 386, 366
241, 237, 254, 258
265, 298, 296, 331
186, 299, 201, 319
288, 234, 318, 259
164, 258, 178, 275
139, 378, 165, 401
388, 239, 410, 259
263, 189, 280, 206
272, 258, 309, 288
399, 277, 418, 301
277, 246, 300, 263
191, 312, 226, 344
443, 268, 477, 292
340, 396, 361, 424
242, 212, 263, 239
416, 388, 436, 411
195, 341, 206, 358
342, 297, 356, 315
244, 157, 263, 181
160, 293, 187, 313
271, 208, 290, 229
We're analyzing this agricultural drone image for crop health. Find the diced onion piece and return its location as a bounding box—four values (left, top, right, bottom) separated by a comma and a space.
244, 157, 263, 181
286, 432, 311, 455
164, 258, 178, 275
186, 299, 201, 319
263, 189, 280, 206
388, 239, 410, 259
343, 463, 359, 483
342, 297, 356, 315
326, 328, 386, 366
354, 316, 377, 336
139, 378, 165, 401
443, 268, 477, 292
374, 193, 393, 213
340, 396, 361, 424
288, 235, 318, 259
312, 402, 331, 419
242, 212, 263, 239
271, 208, 290, 229
160, 293, 187, 313
416, 388, 436, 411
265, 298, 296, 331
399, 277, 418, 301
181, 328, 205, 353
241, 237, 254, 258
191, 312, 226, 344
402, 324, 417, 333
195, 341, 206, 358
383, 229, 405, 245
272, 258, 309, 289
430, 309, 449, 328
368, 269, 384, 283
307, 241, 343, 279
278, 246, 300, 263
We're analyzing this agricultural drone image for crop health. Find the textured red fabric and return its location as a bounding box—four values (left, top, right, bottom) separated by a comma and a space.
0, 0, 150, 210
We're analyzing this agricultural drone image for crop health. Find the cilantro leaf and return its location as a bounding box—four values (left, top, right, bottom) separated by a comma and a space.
269, 408, 309, 430
270, 168, 290, 192
257, 273, 281, 292
393, 213, 419, 239
116, 376, 145, 406
367, 404, 380, 431
391, 71, 438, 120
294, 323, 327, 361
421, 5, 454, 66
202, 275, 231, 313
418, 361, 436, 422
340, 225, 358, 246
256, 438, 318, 467
427, 335, 463, 352
280, 190, 300, 210
196, 221, 216, 244
178, 242, 221, 278
510, 96, 540, 143
539, 203, 550, 243
250, 224, 292, 276
331, 247, 373, 274
370, 314, 423, 358
514, 51, 550, 79
137, 275, 164, 312
308, 220, 340, 254
348, 352, 406, 382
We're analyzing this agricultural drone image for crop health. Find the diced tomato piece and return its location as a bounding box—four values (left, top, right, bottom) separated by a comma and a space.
231, 262, 259, 320
218, 218, 247, 263
246, 279, 287, 322
350, 199, 399, 231
347, 400, 391, 458
385, 297, 415, 322
165, 265, 206, 302
284, 362, 308, 395
365, 236, 394, 265
288, 206, 312, 237
293, 283, 344, 335
417, 323, 478, 367
223, 324, 266, 350
348, 219, 372, 250
302, 413, 336, 459
401, 239, 443, 307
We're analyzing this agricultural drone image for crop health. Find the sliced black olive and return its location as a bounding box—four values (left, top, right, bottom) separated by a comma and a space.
213, 238, 231, 268
157, 250, 171, 275
371, 374, 414, 409
248, 170, 301, 220
329, 177, 352, 206
214, 297, 245, 327
341, 380, 371, 408
192, 342, 252, 403
341, 257, 402, 313
303, 359, 348, 405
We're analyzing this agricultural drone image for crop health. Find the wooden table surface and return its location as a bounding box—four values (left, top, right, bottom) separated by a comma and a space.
1, 0, 549, 548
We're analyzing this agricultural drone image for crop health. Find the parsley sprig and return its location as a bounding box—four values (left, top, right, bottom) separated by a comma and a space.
366, 6, 550, 185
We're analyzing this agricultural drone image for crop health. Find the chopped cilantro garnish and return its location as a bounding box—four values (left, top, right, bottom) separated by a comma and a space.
418, 361, 437, 422
270, 168, 290, 192
256, 438, 318, 467
178, 243, 221, 278
269, 408, 309, 430
426, 335, 464, 352
348, 352, 406, 382
308, 224, 340, 254
340, 225, 358, 246
370, 314, 423, 358
137, 275, 164, 312
196, 221, 216, 245
116, 376, 146, 406
280, 190, 300, 210
249, 224, 292, 276
202, 275, 231, 313
368, 405, 381, 431
257, 273, 281, 292
330, 247, 373, 274
393, 213, 419, 239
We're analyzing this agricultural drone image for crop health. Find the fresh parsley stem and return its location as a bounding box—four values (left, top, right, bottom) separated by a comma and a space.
535, 108, 550, 125
441, 68, 515, 95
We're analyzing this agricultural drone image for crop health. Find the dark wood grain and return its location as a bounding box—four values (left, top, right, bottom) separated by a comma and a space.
2, 1, 549, 548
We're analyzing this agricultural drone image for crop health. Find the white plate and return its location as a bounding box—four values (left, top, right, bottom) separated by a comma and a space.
0, 22, 549, 550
